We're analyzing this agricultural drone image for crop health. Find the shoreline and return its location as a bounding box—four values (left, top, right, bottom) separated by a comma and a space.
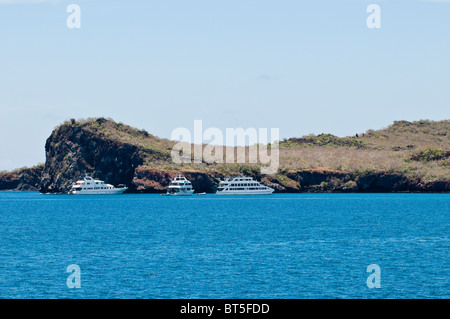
1, 190, 448, 194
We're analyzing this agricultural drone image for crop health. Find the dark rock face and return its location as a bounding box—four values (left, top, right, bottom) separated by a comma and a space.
0, 166, 43, 191
409, 178, 450, 192
354, 172, 450, 192
132, 168, 175, 193
287, 169, 350, 192
39, 123, 143, 193
261, 169, 353, 193
355, 172, 410, 192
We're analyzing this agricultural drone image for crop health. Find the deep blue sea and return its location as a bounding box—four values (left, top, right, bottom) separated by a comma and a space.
0, 192, 448, 299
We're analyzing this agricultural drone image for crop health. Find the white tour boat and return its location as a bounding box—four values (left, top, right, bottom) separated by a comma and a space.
216, 176, 274, 195
166, 174, 195, 196
70, 174, 127, 195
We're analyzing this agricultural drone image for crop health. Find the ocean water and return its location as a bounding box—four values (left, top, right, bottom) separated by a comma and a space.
0, 192, 448, 299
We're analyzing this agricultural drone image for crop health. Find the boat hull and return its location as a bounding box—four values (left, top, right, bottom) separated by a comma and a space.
165, 191, 194, 196
71, 188, 128, 195
216, 190, 274, 195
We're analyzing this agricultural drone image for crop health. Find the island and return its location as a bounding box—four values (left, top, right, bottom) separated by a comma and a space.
0, 118, 448, 193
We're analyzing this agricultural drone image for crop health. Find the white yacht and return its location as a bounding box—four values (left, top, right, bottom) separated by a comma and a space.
70, 174, 127, 195
216, 176, 274, 195
166, 174, 194, 196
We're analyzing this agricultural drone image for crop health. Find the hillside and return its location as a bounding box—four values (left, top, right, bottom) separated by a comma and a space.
1, 117, 448, 193
279, 120, 449, 181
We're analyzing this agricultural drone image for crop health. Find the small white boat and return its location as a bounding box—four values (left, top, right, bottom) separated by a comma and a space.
70, 174, 127, 195
166, 174, 194, 196
216, 176, 274, 195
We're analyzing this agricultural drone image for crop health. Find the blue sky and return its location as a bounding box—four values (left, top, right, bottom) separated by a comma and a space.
0, 0, 449, 170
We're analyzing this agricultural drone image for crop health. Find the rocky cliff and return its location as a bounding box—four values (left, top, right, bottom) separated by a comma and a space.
0, 165, 43, 191
39, 118, 144, 193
